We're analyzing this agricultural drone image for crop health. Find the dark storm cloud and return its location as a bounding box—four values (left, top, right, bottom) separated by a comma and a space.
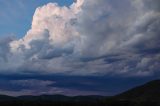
0, 37, 12, 61
143, 0, 160, 11
0, 74, 158, 96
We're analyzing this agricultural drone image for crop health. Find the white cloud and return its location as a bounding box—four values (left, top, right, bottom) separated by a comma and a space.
0, 0, 159, 76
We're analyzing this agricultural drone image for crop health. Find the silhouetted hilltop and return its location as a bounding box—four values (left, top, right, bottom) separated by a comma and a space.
115, 80, 160, 101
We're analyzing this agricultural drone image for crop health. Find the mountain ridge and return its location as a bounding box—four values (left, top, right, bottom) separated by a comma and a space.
115, 79, 160, 101
0, 79, 160, 106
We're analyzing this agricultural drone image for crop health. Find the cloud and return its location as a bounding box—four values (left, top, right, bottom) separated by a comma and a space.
0, 74, 154, 96
0, 0, 159, 76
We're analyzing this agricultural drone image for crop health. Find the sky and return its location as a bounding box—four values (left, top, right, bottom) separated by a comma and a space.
0, 0, 74, 38
0, 0, 160, 96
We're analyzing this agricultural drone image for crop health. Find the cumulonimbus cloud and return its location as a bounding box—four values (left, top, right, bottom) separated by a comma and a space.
0, 0, 160, 76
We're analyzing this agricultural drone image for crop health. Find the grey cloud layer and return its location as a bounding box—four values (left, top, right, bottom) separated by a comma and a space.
0, 0, 160, 76
0, 75, 152, 96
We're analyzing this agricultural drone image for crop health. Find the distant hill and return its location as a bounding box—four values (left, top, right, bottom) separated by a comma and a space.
0, 95, 15, 101
0, 94, 106, 106
115, 80, 160, 101
17, 94, 105, 102
17, 94, 70, 102
0, 79, 160, 106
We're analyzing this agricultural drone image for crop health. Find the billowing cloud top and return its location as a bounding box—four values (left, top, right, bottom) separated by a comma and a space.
0, 0, 160, 77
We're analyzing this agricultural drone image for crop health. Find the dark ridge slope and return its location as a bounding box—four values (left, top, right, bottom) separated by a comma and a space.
115, 80, 160, 101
